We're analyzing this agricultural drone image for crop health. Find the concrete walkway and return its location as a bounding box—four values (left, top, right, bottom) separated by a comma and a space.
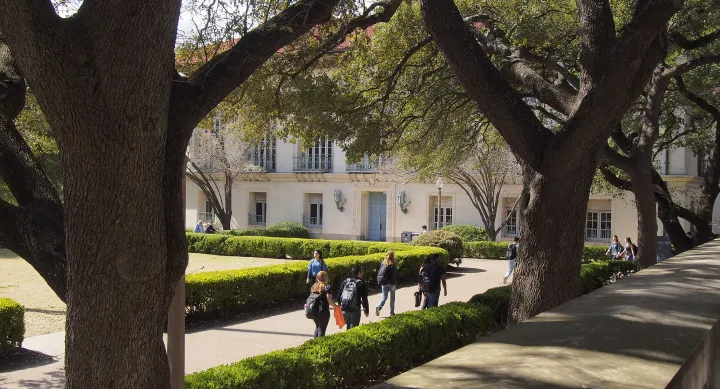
0, 258, 508, 388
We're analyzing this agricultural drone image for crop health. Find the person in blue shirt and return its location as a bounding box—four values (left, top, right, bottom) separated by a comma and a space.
306, 249, 328, 284
193, 220, 204, 233
605, 235, 624, 259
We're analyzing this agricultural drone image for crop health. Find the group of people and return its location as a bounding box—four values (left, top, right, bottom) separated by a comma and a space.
304, 249, 448, 338
193, 220, 216, 234
501, 234, 640, 285
605, 235, 638, 261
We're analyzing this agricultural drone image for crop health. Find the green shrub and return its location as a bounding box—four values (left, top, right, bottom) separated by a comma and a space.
265, 221, 310, 238
185, 246, 448, 318
463, 240, 617, 262
411, 230, 464, 267
0, 298, 24, 354
186, 233, 413, 260
469, 260, 638, 329
582, 245, 610, 263
468, 286, 512, 331
185, 302, 492, 389
463, 241, 508, 259
442, 224, 488, 242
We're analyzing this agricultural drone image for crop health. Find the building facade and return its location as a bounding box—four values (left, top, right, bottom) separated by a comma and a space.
185, 136, 714, 244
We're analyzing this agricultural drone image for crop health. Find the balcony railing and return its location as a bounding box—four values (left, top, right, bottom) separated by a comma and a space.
249, 156, 276, 173
293, 157, 332, 173
248, 213, 267, 226
303, 216, 323, 229
346, 156, 388, 173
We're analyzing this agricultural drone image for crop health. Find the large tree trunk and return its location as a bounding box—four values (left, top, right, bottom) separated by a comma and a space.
511, 161, 596, 323
63, 103, 181, 387
629, 160, 658, 268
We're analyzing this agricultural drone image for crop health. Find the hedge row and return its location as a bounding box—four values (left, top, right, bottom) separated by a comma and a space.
186, 259, 638, 388
185, 302, 492, 389
469, 260, 639, 329
185, 246, 448, 318
186, 233, 411, 259
463, 241, 611, 262
0, 298, 24, 354
216, 221, 310, 239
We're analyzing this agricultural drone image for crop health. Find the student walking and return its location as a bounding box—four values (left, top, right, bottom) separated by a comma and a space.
337, 265, 369, 330
306, 249, 328, 284
375, 251, 397, 317
606, 235, 624, 259
418, 256, 432, 309
421, 225, 428, 234
621, 237, 638, 261
503, 236, 520, 284
305, 271, 335, 338
419, 254, 447, 309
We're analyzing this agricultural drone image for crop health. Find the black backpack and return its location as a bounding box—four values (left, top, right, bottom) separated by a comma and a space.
631, 244, 638, 257
305, 293, 322, 319
419, 266, 432, 292
506, 243, 517, 260
339, 278, 359, 310
377, 262, 392, 285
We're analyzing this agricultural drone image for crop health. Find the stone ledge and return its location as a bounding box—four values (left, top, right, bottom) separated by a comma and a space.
373, 240, 720, 389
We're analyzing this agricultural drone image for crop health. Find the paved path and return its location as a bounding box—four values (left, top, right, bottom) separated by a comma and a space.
0, 259, 509, 388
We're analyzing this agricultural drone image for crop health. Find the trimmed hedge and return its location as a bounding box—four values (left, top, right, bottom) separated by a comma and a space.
185, 302, 492, 389
464, 241, 614, 263
469, 260, 639, 329
186, 233, 411, 260
441, 224, 488, 242
185, 246, 448, 317
411, 230, 464, 267
216, 221, 310, 239
0, 298, 24, 354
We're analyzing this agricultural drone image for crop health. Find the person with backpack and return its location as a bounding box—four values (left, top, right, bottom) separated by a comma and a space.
337, 264, 369, 330
375, 251, 397, 317
306, 249, 328, 284
503, 236, 520, 285
606, 235, 624, 259
621, 237, 638, 261
305, 271, 336, 338
418, 253, 447, 309
418, 256, 433, 309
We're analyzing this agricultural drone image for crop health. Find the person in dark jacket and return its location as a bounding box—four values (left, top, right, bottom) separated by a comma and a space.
375, 251, 397, 316
204, 223, 216, 234
337, 264, 369, 330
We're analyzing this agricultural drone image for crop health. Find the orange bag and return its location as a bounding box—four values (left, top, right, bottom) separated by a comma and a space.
334, 305, 346, 329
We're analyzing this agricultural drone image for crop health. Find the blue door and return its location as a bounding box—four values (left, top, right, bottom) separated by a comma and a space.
368, 192, 387, 241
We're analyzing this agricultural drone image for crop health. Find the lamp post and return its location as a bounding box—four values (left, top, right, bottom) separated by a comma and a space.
436, 177, 444, 230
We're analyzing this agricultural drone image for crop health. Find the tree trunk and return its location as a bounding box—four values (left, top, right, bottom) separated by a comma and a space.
486, 227, 497, 242
657, 201, 693, 252
221, 173, 233, 230
628, 160, 658, 268
510, 162, 595, 323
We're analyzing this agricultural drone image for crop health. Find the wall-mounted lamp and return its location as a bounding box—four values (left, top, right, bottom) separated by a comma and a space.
334, 189, 346, 212
397, 190, 411, 214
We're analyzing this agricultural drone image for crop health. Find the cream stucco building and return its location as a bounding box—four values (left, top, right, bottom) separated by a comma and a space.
185, 135, 718, 245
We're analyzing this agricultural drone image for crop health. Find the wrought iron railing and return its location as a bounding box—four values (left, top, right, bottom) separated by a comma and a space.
248, 213, 266, 226
303, 216, 323, 229
293, 157, 332, 173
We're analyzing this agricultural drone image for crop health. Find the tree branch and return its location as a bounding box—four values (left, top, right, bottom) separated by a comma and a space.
170, 0, 342, 133
662, 53, 720, 80
577, 0, 616, 84
420, 0, 552, 169
670, 29, 720, 50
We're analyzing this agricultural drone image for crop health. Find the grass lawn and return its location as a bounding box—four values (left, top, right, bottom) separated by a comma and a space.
0, 249, 288, 337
